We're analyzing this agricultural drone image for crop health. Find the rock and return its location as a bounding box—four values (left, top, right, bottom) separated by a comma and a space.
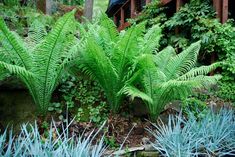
136, 151, 159, 157
142, 137, 150, 145
144, 144, 155, 151
131, 98, 148, 116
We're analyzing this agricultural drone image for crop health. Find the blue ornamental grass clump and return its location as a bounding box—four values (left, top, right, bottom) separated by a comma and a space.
148, 109, 235, 157
0, 121, 106, 157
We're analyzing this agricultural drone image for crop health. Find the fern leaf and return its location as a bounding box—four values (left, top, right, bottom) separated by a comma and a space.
165, 41, 201, 79
112, 23, 145, 78
178, 62, 222, 80
0, 61, 34, 78
25, 20, 47, 51
0, 18, 32, 69
31, 10, 76, 111
121, 85, 153, 104
139, 24, 162, 54
99, 13, 118, 42
155, 46, 176, 70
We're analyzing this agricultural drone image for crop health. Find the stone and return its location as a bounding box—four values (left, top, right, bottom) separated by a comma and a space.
136, 151, 159, 157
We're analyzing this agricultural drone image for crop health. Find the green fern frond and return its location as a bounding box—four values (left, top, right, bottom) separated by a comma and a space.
25, 20, 47, 51
0, 18, 32, 69
99, 13, 118, 42
139, 24, 162, 54
0, 61, 34, 78
178, 62, 222, 80
121, 85, 153, 104
112, 23, 145, 77
155, 46, 176, 70
165, 41, 201, 79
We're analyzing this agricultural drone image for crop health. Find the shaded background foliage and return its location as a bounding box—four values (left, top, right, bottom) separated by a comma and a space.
134, 0, 235, 103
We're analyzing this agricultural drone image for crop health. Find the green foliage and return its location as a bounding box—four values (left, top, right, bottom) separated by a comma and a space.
88, 102, 108, 124
0, 11, 78, 114
59, 75, 105, 107
0, 2, 54, 36
57, 75, 108, 124
104, 135, 119, 149
76, 14, 161, 113
135, 0, 235, 103
57, 0, 84, 6
182, 97, 208, 119
123, 42, 221, 120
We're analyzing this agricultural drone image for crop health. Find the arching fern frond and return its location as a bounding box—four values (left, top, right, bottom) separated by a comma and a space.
0, 17, 32, 69
177, 62, 221, 80
165, 41, 201, 79
0, 61, 34, 78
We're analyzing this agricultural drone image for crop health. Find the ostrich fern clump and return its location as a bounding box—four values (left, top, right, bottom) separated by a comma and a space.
77, 14, 162, 112
0, 11, 78, 114
123, 41, 221, 119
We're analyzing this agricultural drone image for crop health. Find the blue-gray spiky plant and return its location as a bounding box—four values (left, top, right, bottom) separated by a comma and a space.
0, 121, 106, 156
148, 110, 235, 157
0, 10, 78, 113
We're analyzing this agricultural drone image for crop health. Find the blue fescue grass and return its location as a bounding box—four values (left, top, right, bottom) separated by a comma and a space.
0, 121, 106, 157
148, 109, 235, 157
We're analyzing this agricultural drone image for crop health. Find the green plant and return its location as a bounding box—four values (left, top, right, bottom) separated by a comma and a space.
76, 107, 84, 121
77, 14, 162, 113
0, 11, 78, 114
56, 0, 84, 6
104, 135, 118, 149
123, 41, 221, 120
182, 97, 208, 119
88, 102, 108, 124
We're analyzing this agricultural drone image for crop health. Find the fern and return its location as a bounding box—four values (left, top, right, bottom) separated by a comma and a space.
77, 15, 162, 112
125, 41, 221, 119
0, 11, 78, 114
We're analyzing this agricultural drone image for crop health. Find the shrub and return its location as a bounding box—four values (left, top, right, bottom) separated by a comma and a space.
76, 14, 162, 112
123, 41, 221, 119
0, 11, 78, 114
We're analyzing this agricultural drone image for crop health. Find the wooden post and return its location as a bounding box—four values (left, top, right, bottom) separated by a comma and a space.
176, 0, 184, 11
222, 0, 228, 23
84, 0, 94, 21
131, 0, 136, 18
213, 0, 222, 22
46, 0, 52, 15
114, 15, 117, 25
37, 0, 46, 14
146, 0, 151, 4
37, 0, 52, 15
121, 7, 125, 29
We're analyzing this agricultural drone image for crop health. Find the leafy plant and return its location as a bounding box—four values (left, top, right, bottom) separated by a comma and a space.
181, 97, 208, 119
136, 0, 235, 103
88, 102, 108, 124
123, 41, 221, 119
76, 14, 162, 113
0, 121, 106, 156
0, 10, 78, 114
148, 110, 235, 157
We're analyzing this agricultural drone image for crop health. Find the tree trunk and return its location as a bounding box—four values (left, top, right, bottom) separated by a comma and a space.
84, 0, 94, 21
37, 0, 52, 15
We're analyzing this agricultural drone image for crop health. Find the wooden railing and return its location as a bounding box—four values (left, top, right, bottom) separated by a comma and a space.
111, 0, 229, 31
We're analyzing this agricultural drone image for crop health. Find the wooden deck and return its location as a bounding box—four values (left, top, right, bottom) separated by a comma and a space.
110, 0, 230, 31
